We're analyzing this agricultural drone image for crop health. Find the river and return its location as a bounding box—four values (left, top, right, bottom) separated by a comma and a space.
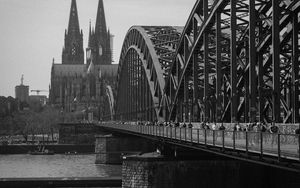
0, 154, 122, 178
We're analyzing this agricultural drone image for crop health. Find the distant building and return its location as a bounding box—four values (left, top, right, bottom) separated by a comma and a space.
15, 75, 29, 103
28, 95, 48, 112
49, 0, 117, 118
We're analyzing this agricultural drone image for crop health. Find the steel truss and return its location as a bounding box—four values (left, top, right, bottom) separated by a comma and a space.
115, 26, 182, 121
102, 85, 115, 121
166, 0, 300, 123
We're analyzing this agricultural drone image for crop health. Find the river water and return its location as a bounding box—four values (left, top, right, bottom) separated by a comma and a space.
0, 154, 122, 178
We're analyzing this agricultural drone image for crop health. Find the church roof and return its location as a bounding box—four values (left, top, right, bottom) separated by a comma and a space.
52, 64, 118, 77
52, 64, 86, 77
95, 64, 118, 77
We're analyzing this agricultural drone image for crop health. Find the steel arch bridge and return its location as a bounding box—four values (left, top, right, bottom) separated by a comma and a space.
115, 26, 183, 122
115, 0, 300, 124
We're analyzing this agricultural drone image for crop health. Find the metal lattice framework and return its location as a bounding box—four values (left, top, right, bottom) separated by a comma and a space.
114, 0, 300, 124
115, 26, 182, 121
166, 0, 300, 123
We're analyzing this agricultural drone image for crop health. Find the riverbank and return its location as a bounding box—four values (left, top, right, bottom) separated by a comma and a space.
0, 144, 95, 154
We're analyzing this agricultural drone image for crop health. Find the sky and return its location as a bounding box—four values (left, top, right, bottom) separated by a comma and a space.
0, 0, 197, 97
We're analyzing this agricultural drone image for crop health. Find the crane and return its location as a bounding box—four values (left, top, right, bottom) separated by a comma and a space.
31, 90, 48, 95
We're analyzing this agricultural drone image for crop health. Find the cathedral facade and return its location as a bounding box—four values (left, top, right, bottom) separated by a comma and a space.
49, 0, 117, 119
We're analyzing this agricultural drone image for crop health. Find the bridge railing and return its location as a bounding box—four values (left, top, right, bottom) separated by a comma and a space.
100, 123, 300, 162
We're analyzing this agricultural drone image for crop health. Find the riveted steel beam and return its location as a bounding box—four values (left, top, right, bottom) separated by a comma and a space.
292, 12, 299, 123
272, 0, 280, 122
204, 0, 209, 122
249, 0, 257, 122
231, 0, 237, 123
216, 11, 222, 122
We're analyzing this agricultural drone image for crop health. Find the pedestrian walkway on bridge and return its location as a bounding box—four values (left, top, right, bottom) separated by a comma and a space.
97, 121, 300, 172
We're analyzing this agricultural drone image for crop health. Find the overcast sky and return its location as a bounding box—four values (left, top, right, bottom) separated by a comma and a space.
0, 0, 196, 97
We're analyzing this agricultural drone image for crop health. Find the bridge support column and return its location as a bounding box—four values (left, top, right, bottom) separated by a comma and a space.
95, 135, 155, 164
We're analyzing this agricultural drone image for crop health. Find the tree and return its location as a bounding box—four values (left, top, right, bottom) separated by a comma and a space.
1, 105, 61, 142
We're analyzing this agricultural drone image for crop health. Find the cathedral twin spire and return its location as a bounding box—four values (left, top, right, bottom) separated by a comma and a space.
88, 0, 112, 66
95, 0, 107, 35
62, 0, 111, 65
68, 0, 80, 36
62, 0, 83, 65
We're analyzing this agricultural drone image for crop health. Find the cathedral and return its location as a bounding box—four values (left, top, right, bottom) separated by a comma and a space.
49, 0, 117, 118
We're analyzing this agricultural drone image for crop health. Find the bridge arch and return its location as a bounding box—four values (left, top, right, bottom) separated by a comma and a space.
115, 26, 182, 121
166, 0, 300, 123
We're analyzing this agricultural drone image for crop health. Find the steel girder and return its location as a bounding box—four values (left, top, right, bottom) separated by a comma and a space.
166, 0, 300, 123
102, 85, 115, 120
115, 26, 182, 121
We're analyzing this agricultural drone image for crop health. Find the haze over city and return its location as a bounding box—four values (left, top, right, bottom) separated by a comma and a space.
0, 0, 196, 97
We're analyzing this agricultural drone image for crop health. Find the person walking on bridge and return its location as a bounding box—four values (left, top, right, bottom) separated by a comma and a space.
269, 122, 279, 147
212, 122, 217, 141
295, 127, 300, 155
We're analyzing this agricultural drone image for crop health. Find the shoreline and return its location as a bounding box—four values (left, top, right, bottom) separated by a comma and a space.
0, 144, 95, 154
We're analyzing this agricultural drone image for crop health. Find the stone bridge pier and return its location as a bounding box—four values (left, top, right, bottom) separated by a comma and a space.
95, 134, 156, 164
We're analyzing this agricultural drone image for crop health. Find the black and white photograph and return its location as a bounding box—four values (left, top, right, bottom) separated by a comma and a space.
0, 0, 300, 187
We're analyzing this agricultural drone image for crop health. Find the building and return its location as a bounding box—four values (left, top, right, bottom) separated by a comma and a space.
49, 0, 117, 119
28, 95, 48, 112
86, 0, 112, 66
15, 75, 29, 104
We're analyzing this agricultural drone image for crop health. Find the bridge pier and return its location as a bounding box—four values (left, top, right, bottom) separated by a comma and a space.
95, 134, 155, 164
122, 151, 300, 188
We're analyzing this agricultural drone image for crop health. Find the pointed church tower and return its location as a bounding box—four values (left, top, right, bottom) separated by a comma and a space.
62, 0, 84, 65
95, 0, 107, 35
87, 0, 112, 65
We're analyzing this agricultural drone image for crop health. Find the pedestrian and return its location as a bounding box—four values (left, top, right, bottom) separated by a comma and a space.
204, 123, 210, 130
270, 122, 279, 146
232, 122, 240, 140
219, 123, 225, 131
295, 127, 300, 154
218, 123, 226, 141
260, 122, 268, 144
212, 122, 217, 131
270, 124, 279, 134
212, 122, 217, 140
245, 123, 254, 146
261, 122, 267, 132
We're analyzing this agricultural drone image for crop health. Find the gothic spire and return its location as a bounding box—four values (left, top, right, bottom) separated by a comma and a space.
95, 0, 107, 34
62, 0, 84, 64
68, 0, 80, 35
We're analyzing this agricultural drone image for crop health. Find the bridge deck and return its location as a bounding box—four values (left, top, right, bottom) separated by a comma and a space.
99, 122, 300, 172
